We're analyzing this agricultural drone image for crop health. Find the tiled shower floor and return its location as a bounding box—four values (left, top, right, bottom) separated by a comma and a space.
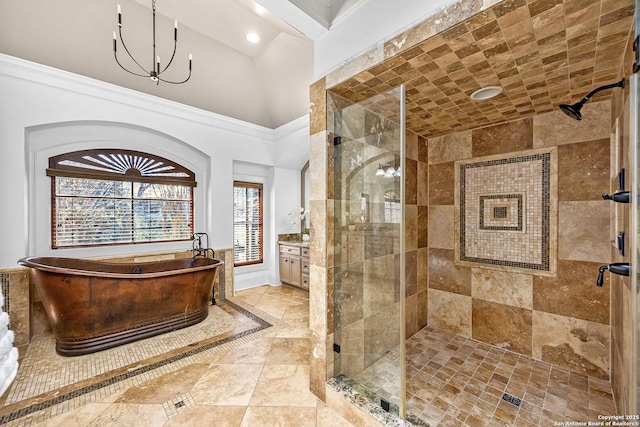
351, 325, 617, 426
404, 326, 616, 426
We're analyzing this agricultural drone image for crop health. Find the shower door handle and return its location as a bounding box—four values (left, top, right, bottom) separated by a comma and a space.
596, 263, 630, 286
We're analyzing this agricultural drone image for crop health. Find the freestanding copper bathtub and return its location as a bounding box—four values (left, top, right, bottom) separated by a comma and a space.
18, 256, 224, 356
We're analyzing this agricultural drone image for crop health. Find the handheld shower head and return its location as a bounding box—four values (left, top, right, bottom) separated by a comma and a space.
559, 78, 625, 120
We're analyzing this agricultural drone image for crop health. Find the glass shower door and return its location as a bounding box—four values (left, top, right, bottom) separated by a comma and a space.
329, 85, 406, 417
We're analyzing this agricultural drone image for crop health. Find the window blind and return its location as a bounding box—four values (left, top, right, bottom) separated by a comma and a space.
52, 177, 193, 248
233, 182, 263, 266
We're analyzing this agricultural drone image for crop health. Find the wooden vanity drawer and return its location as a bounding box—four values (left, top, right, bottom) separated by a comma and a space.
301, 248, 310, 257
302, 259, 310, 273
280, 245, 301, 255
301, 274, 309, 289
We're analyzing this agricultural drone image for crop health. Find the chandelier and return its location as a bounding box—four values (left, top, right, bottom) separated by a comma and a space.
375, 164, 401, 178
112, 1, 192, 85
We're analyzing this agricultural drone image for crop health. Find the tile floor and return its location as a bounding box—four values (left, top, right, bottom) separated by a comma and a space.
404, 326, 617, 427
0, 284, 619, 427
345, 324, 617, 426
0, 285, 353, 427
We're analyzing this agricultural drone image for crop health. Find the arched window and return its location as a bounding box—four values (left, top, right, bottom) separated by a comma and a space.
47, 149, 196, 248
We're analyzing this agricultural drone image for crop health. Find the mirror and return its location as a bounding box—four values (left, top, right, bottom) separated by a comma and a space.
301, 160, 310, 233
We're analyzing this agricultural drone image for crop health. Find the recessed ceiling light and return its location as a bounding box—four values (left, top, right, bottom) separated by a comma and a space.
246, 33, 260, 44
470, 86, 503, 101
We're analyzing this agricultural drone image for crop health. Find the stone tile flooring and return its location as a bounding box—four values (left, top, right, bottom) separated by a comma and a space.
0, 284, 619, 427
0, 285, 352, 427
404, 326, 617, 427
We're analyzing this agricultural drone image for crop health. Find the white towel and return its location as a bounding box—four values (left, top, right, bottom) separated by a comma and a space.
0, 329, 13, 361
0, 312, 7, 331
0, 286, 18, 396
0, 347, 18, 396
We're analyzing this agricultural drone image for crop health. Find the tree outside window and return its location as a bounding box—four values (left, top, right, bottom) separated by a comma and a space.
48, 150, 195, 248
233, 182, 263, 266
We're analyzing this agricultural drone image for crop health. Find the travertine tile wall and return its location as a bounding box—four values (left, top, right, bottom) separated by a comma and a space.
406, 131, 430, 338
427, 101, 612, 379
609, 29, 635, 415
309, 77, 329, 400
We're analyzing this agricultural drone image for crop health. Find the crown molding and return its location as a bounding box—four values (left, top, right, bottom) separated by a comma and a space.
0, 53, 275, 140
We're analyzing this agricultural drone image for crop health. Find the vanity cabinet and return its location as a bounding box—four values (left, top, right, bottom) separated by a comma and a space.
279, 243, 309, 290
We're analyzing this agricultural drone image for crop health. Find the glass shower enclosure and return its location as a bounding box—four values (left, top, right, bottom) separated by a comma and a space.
329, 85, 406, 417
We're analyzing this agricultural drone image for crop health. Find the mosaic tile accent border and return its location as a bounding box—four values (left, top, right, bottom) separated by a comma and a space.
455, 148, 557, 275
1, 273, 9, 326
0, 298, 272, 425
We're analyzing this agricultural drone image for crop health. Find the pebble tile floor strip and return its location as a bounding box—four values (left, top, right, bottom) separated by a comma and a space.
0, 284, 618, 426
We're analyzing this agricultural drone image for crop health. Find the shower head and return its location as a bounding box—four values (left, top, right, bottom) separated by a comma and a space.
559, 102, 584, 120
559, 78, 625, 120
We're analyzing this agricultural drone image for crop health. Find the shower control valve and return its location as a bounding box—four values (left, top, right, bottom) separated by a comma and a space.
596, 262, 630, 286
602, 191, 630, 203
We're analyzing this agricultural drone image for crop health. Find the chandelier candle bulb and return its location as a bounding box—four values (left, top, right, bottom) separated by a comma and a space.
174, 21, 177, 40
117, 4, 121, 25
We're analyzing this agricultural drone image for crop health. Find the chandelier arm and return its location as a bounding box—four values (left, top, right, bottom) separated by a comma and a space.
159, 39, 178, 75
118, 26, 149, 75
113, 0, 191, 85
158, 68, 192, 84
114, 52, 151, 78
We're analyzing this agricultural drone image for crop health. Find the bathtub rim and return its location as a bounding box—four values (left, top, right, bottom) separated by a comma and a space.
17, 255, 224, 279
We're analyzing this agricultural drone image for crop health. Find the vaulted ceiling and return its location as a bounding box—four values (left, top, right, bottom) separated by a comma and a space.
0, 0, 314, 129
1, 0, 636, 137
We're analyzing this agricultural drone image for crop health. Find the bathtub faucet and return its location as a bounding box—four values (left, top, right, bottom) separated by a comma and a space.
192, 232, 217, 306
191, 232, 215, 259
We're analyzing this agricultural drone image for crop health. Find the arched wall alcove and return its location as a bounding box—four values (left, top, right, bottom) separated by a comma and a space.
25, 120, 211, 258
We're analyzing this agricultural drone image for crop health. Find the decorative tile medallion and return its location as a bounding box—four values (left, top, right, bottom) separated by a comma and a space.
479, 194, 523, 231
455, 148, 557, 276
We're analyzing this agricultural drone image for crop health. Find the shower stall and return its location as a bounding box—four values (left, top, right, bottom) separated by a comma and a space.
325, 0, 640, 422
